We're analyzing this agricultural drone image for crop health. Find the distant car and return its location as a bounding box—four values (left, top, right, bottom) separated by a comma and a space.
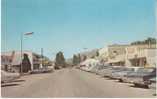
75, 65, 80, 69
85, 64, 95, 72
54, 66, 62, 70
30, 68, 53, 74
1, 70, 20, 83
80, 65, 88, 71
80, 64, 96, 72
125, 67, 156, 88
102, 66, 125, 78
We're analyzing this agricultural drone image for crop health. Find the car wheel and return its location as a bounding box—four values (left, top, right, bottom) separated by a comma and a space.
119, 79, 123, 82
134, 83, 149, 88
134, 83, 140, 87
144, 85, 149, 88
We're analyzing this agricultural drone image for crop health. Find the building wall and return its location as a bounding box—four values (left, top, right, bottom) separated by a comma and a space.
101, 44, 156, 67
1, 51, 45, 72
108, 45, 128, 59
145, 49, 157, 67
125, 44, 156, 67
107, 45, 128, 65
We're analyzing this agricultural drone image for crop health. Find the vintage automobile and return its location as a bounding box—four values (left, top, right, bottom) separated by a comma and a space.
89, 63, 105, 73
85, 64, 97, 72
111, 67, 133, 80
1, 70, 20, 83
75, 65, 80, 69
111, 67, 143, 82
80, 65, 93, 72
125, 67, 156, 88
96, 66, 112, 77
103, 66, 126, 78
95, 65, 109, 74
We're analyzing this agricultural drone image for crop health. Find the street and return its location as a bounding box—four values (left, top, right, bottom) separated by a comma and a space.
1, 68, 156, 98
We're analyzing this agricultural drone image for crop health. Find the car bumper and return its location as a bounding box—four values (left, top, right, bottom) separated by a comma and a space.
132, 78, 150, 86
122, 77, 133, 83
149, 83, 156, 89
111, 74, 122, 79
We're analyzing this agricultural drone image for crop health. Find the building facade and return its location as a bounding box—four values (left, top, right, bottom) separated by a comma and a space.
106, 44, 128, 66
98, 44, 156, 67
1, 51, 51, 72
125, 44, 156, 67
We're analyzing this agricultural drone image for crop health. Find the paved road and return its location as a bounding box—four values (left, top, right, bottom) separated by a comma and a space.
1, 68, 156, 98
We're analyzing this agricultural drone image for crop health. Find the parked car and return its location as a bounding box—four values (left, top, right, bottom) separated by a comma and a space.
79, 59, 100, 72
30, 68, 53, 74
85, 64, 96, 72
103, 66, 125, 78
75, 65, 80, 69
95, 64, 110, 74
111, 67, 143, 82
122, 67, 144, 83
111, 67, 132, 79
125, 67, 156, 88
96, 66, 112, 77
1, 70, 20, 83
90, 63, 104, 73
80, 65, 90, 71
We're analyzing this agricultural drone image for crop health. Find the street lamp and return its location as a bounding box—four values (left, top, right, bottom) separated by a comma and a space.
20, 32, 33, 74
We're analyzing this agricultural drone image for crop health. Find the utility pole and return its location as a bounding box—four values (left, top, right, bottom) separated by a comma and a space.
41, 48, 43, 68
20, 33, 23, 74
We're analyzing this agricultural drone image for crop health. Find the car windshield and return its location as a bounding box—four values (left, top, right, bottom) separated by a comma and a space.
136, 68, 155, 74
125, 68, 134, 71
112, 67, 126, 71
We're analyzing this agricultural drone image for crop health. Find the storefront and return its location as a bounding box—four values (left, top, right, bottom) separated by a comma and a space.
1, 51, 52, 72
125, 45, 156, 67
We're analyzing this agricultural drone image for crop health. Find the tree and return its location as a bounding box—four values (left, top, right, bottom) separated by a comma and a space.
73, 54, 78, 65
73, 54, 77, 65
21, 53, 31, 73
131, 37, 157, 45
96, 51, 99, 56
55, 51, 66, 69
145, 37, 156, 44
83, 55, 87, 61
73, 54, 81, 66
78, 54, 81, 63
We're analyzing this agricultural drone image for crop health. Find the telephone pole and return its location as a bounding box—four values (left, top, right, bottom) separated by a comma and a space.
41, 48, 43, 68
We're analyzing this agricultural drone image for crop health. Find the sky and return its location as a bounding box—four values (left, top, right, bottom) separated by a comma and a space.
1, 0, 157, 59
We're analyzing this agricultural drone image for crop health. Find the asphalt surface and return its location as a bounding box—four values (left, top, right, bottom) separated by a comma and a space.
1, 68, 156, 98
